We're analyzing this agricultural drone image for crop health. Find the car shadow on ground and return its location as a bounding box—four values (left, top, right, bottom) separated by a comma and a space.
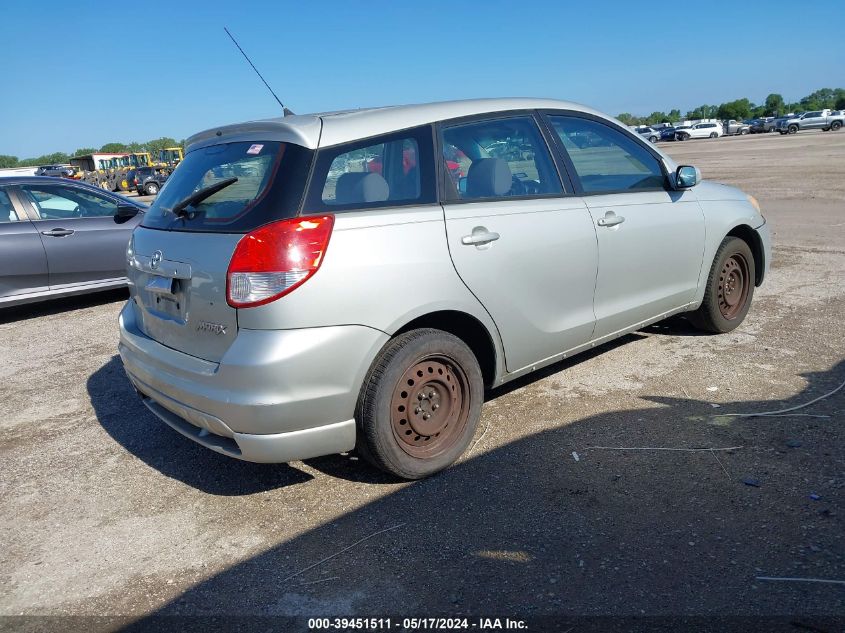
116, 359, 843, 628
87, 356, 313, 495
87, 332, 651, 491
0, 288, 128, 325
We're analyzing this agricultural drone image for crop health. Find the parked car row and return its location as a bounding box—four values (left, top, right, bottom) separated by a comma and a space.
633, 108, 843, 142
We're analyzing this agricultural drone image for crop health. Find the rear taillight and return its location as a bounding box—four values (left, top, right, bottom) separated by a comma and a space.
226, 215, 334, 308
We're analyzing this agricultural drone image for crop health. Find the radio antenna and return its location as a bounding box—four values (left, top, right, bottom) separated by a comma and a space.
224, 27, 294, 116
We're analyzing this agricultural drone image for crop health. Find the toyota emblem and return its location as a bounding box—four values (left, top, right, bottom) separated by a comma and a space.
150, 250, 163, 270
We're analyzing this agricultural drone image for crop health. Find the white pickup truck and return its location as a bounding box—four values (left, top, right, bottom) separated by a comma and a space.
777, 109, 844, 134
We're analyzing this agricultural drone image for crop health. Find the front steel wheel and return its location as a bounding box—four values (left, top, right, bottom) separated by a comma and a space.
717, 252, 751, 320
356, 328, 483, 479
688, 236, 756, 333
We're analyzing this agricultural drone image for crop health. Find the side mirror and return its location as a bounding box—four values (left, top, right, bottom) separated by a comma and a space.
116, 203, 139, 219
675, 165, 700, 189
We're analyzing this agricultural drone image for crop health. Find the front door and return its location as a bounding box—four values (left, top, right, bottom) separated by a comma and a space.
0, 186, 48, 300
439, 114, 598, 372
18, 183, 140, 288
545, 113, 706, 340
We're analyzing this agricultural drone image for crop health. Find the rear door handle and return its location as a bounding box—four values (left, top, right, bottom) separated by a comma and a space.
461, 227, 500, 246
41, 228, 75, 237
597, 212, 625, 227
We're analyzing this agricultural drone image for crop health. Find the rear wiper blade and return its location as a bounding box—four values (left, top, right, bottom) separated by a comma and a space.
170, 177, 238, 218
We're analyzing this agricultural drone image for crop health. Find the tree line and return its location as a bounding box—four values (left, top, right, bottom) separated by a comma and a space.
617, 87, 845, 126
0, 137, 185, 169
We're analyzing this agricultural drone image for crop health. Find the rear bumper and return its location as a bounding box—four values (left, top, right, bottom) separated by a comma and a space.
118, 301, 389, 462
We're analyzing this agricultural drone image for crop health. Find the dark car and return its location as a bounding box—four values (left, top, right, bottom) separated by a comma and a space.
129, 166, 168, 196
659, 126, 677, 141
35, 165, 75, 178
749, 117, 776, 133
0, 177, 146, 307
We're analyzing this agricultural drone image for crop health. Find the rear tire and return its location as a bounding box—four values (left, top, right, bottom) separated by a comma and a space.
709, 132, 718, 138
688, 236, 755, 333
649, 135, 658, 143
355, 328, 483, 479
832, 121, 842, 131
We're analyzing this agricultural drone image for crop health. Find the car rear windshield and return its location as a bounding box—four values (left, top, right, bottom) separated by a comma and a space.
141, 141, 313, 232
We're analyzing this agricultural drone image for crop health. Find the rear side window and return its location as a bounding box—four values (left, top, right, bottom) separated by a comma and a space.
142, 141, 313, 232
548, 115, 666, 193
304, 126, 436, 212
440, 115, 562, 201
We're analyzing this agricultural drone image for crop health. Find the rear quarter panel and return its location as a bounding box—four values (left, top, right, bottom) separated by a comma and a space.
236, 206, 506, 379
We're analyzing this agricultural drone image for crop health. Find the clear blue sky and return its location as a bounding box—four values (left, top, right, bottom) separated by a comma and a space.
1, 0, 843, 158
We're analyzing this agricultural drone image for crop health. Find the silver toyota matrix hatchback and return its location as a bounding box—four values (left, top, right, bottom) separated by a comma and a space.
119, 98, 770, 479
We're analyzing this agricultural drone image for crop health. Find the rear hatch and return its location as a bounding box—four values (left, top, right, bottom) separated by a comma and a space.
127, 139, 314, 362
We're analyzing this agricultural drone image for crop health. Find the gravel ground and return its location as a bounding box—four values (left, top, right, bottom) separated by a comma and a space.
1, 130, 844, 629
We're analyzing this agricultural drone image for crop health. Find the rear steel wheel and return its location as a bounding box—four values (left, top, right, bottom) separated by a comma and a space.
356, 328, 483, 479
390, 356, 470, 459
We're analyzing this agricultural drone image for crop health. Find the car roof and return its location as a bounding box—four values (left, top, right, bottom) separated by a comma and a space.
186, 97, 622, 151
0, 177, 146, 206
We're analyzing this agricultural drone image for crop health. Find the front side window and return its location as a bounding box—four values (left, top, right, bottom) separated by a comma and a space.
21, 185, 118, 219
0, 188, 18, 223
305, 126, 435, 212
548, 115, 665, 193
441, 115, 561, 201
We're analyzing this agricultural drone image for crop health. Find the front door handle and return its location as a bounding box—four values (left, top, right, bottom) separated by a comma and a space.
41, 228, 75, 237
461, 227, 500, 246
597, 212, 625, 227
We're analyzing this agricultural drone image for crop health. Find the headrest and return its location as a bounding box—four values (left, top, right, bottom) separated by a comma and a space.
335, 172, 390, 205
466, 158, 511, 198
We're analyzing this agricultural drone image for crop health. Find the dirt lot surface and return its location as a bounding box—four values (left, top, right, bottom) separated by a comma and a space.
1, 130, 844, 630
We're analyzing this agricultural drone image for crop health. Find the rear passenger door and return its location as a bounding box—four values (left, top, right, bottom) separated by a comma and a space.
439, 113, 598, 373
544, 113, 705, 340
19, 183, 140, 288
0, 186, 49, 300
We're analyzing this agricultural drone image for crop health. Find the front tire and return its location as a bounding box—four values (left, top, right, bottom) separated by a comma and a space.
788, 125, 798, 134
144, 182, 159, 195
356, 328, 484, 479
831, 121, 842, 131
688, 236, 755, 333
